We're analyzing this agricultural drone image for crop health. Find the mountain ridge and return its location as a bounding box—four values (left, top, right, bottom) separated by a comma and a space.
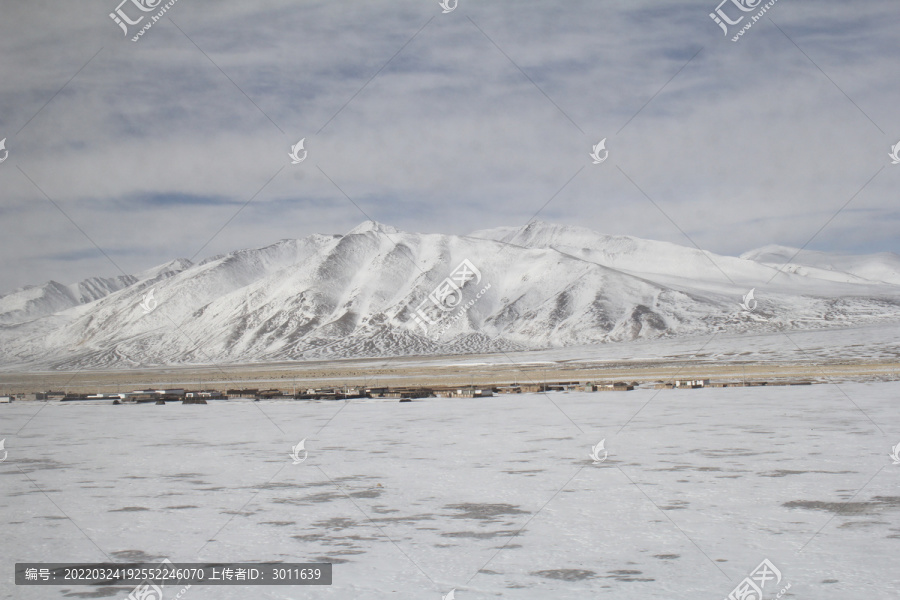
1, 221, 897, 370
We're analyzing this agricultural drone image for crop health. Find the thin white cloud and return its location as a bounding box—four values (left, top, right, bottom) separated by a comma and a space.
0, 0, 897, 293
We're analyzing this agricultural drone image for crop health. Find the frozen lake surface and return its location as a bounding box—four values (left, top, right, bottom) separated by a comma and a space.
2, 382, 899, 599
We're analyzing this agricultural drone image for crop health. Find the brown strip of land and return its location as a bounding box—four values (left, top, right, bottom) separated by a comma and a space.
1, 357, 898, 395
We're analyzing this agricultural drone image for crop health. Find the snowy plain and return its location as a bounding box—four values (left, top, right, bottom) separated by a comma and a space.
378, 323, 900, 373
2, 382, 899, 599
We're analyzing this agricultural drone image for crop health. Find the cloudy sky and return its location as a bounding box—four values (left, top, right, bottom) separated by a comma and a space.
0, 0, 898, 294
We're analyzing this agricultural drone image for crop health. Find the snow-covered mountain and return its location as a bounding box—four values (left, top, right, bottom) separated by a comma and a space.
1, 221, 898, 370
0, 259, 193, 326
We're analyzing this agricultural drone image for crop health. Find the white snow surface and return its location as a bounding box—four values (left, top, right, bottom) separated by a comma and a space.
2, 382, 898, 599
740, 245, 900, 285
0, 221, 898, 369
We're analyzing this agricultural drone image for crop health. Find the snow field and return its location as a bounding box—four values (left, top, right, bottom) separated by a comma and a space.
1, 382, 898, 599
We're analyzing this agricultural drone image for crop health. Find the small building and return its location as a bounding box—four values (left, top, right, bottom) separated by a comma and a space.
597, 382, 634, 392
130, 389, 186, 400
307, 389, 341, 400
382, 388, 431, 399
544, 381, 581, 392
130, 393, 159, 403
517, 382, 580, 393
186, 390, 225, 400
496, 385, 522, 394
675, 379, 710, 389
434, 388, 493, 398
296, 388, 367, 400
519, 383, 550, 393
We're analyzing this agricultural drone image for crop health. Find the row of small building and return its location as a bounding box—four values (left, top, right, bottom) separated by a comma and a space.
4, 381, 639, 403
326, 381, 638, 399
1, 379, 814, 404
655, 379, 812, 389
1, 389, 223, 403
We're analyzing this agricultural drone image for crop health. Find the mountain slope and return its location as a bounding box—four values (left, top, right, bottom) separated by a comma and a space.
741, 245, 900, 285
1, 221, 897, 370
470, 222, 882, 288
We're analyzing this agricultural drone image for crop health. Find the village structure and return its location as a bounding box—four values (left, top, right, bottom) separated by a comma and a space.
0, 377, 814, 404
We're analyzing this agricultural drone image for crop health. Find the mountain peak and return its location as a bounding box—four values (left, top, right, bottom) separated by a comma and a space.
347, 220, 400, 236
